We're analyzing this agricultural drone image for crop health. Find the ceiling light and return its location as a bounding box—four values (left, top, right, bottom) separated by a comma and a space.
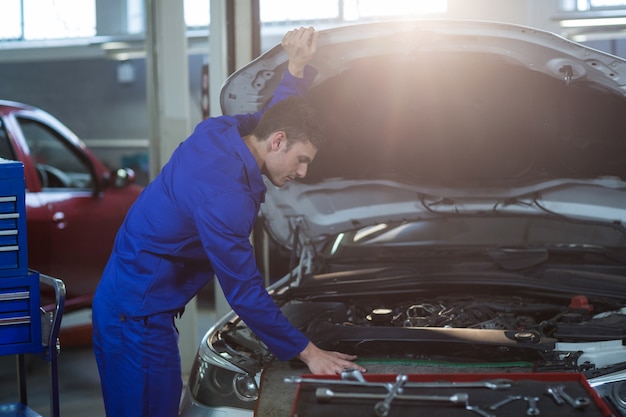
560, 17, 626, 27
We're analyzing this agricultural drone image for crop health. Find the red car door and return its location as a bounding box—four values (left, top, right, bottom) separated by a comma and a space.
11, 112, 140, 299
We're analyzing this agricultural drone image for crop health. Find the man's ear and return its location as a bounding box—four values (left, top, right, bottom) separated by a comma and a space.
269, 131, 287, 151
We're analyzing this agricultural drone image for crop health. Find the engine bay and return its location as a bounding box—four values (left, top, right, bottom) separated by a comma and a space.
218, 290, 626, 374
284, 293, 626, 338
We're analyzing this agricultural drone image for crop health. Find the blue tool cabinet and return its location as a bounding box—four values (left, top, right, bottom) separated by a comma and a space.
0, 159, 65, 417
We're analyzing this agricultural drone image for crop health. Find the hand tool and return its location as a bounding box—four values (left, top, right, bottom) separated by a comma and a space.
552, 385, 591, 410
488, 395, 522, 410
285, 374, 513, 391
523, 396, 541, 415
315, 387, 469, 405
466, 404, 497, 417
545, 386, 565, 405
314, 386, 497, 417
341, 368, 367, 383
374, 374, 407, 417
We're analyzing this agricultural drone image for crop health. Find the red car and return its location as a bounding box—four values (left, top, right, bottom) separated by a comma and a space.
0, 100, 142, 309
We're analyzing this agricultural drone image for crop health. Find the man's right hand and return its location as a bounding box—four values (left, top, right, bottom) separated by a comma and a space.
282, 26, 319, 78
298, 341, 367, 375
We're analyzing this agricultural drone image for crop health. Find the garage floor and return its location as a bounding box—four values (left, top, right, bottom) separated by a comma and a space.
0, 297, 216, 417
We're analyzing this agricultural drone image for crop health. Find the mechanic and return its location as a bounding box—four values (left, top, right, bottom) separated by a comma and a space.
92, 26, 365, 417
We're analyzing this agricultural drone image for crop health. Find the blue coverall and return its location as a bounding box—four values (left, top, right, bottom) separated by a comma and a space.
92, 66, 316, 417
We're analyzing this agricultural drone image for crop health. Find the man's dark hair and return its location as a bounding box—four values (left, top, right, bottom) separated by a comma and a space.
252, 96, 326, 149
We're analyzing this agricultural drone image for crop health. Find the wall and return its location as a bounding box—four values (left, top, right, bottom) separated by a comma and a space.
0, 54, 207, 185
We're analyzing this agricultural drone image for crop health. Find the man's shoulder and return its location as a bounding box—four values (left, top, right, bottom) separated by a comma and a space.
192, 114, 240, 137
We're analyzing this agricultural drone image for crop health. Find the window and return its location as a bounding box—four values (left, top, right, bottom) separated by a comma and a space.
558, 0, 626, 43
259, 0, 447, 23
260, 0, 341, 22
258, 0, 447, 50
0, 121, 17, 161
0, 0, 95, 41
561, 0, 626, 11
18, 117, 93, 189
0, 0, 449, 42
185, 0, 210, 28
0, 0, 23, 41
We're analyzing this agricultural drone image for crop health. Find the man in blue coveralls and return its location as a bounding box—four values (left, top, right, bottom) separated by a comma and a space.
92, 27, 365, 417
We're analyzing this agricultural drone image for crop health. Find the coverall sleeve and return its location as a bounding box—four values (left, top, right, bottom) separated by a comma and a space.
235, 65, 318, 136
193, 190, 309, 361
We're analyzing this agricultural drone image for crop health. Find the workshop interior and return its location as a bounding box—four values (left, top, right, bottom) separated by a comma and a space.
2, 1, 626, 416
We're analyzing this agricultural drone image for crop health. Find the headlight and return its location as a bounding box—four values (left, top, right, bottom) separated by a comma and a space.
233, 374, 259, 401
188, 353, 258, 410
588, 369, 626, 416
612, 381, 626, 410
592, 380, 626, 416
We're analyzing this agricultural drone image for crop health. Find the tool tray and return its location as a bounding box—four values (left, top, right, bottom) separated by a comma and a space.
289, 372, 615, 417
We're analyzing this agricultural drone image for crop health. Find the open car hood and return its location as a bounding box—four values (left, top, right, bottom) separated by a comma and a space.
221, 20, 626, 248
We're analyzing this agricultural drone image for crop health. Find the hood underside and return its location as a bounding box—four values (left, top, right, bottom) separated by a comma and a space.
221, 20, 626, 245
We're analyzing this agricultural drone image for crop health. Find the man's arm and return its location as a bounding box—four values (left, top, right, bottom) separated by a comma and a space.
196, 190, 366, 373
236, 27, 319, 135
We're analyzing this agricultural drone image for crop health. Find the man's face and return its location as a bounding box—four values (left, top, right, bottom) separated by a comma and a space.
264, 137, 318, 187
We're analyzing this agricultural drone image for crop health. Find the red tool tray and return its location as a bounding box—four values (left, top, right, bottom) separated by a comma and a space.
289, 372, 616, 417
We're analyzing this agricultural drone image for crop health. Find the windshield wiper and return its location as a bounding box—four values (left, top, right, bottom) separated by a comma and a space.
488, 245, 626, 271
486, 247, 549, 270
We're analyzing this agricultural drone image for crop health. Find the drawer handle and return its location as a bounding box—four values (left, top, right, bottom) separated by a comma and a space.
0, 291, 29, 301
0, 316, 30, 326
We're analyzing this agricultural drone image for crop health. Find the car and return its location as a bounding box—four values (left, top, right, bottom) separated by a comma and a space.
179, 20, 626, 417
0, 100, 142, 310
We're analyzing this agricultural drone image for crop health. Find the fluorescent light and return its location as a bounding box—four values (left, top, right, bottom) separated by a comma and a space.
560, 17, 626, 27
101, 41, 132, 50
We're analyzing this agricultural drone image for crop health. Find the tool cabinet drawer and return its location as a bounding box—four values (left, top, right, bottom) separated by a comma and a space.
0, 315, 32, 344
0, 286, 30, 313
0, 272, 42, 356
0, 229, 18, 246
0, 243, 21, 273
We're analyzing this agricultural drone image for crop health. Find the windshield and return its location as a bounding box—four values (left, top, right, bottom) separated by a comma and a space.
326, 216, 626, 257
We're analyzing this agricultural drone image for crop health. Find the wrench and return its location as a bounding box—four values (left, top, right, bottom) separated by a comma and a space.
285, 375, 513, 391
341, 368, 367, 383
488, 395, 522, 410
552, 385, 591, 410
523, 396, 540, 416
466, 404, 497, 417
374, 374, 407, 417
315, 387, 488, 417
315, 387, 469, 405
545, 386, 564, 405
